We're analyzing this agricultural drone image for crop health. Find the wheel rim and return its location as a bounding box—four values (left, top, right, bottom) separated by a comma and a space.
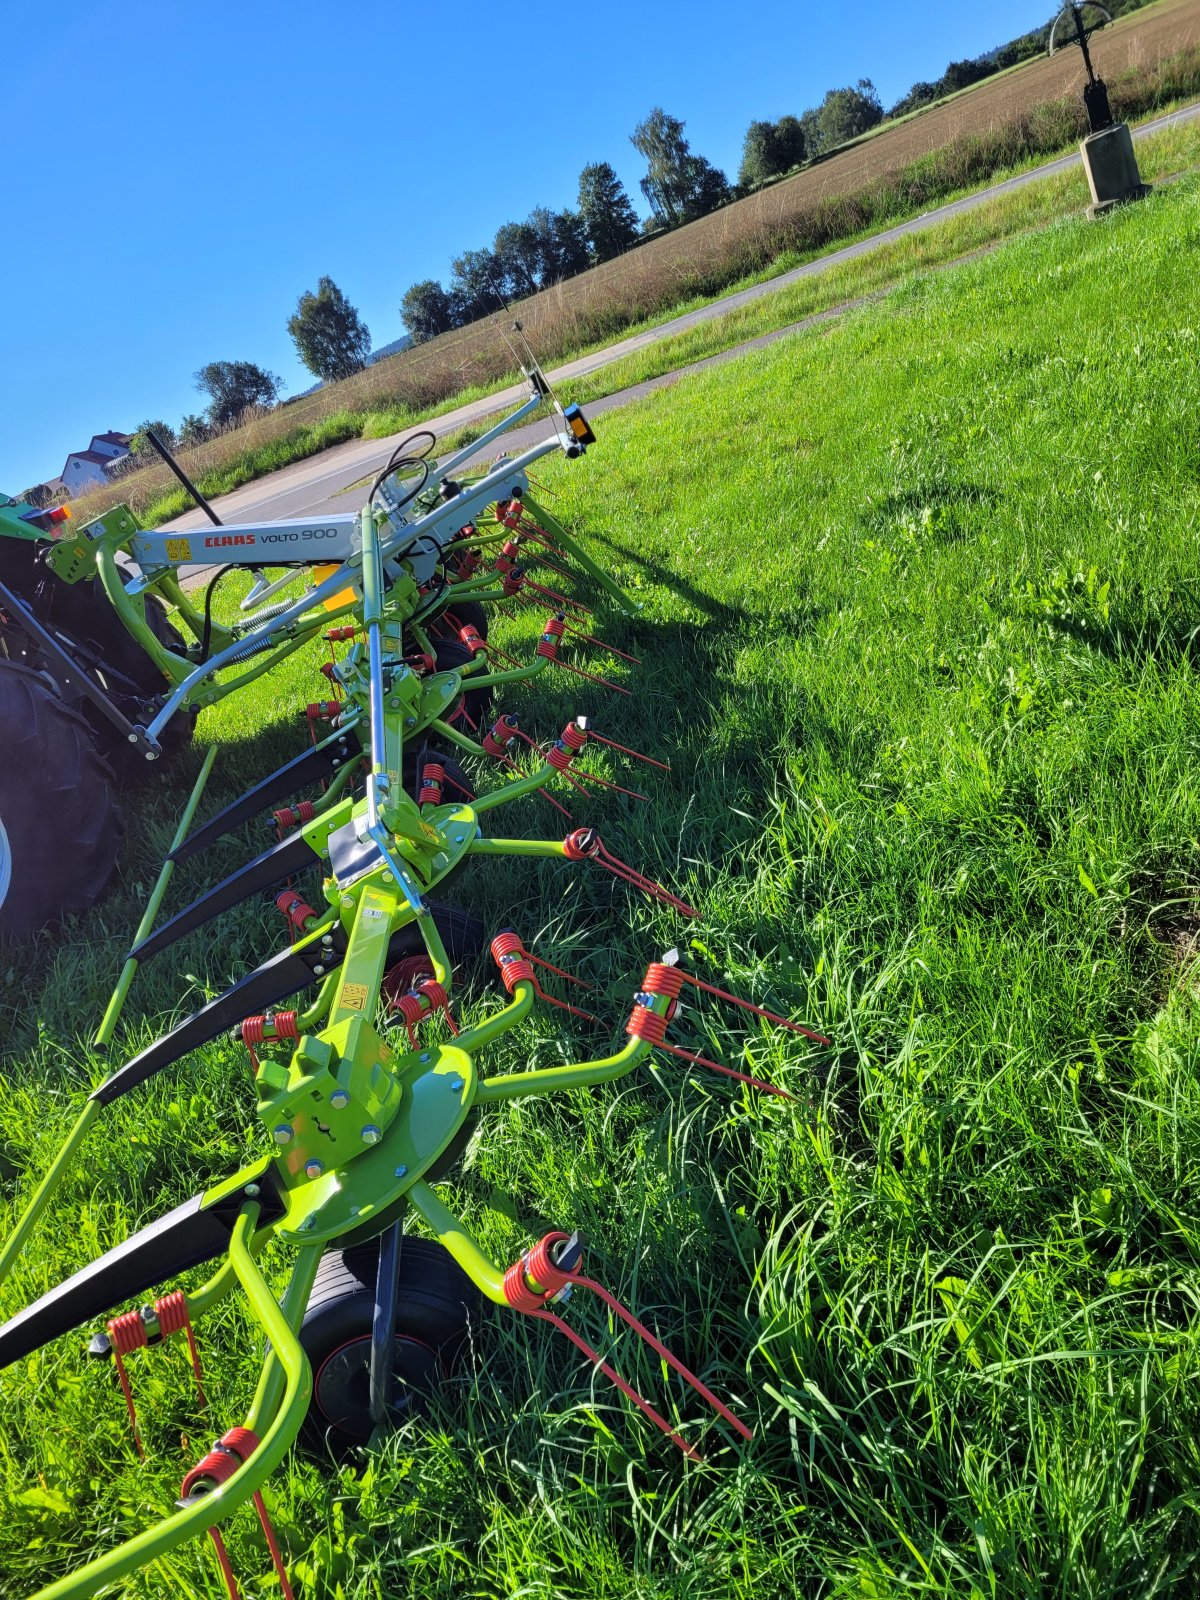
314, 1333, 441, 1441
0, 814, 11, 912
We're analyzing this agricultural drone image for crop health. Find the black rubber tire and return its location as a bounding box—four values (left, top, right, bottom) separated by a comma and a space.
434, 638, 493, 734
429, 597, 489, 643
40, 570, 183, 698
300, 1235, 481, 1452
404, 743, 476, 805
0, 663, 125, 937
385, 899, 485, 969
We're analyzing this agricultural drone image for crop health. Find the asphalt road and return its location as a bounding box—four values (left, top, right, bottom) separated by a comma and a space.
168, 99, 1199, 539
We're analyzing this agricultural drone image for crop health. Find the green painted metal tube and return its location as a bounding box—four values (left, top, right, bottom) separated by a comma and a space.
294, 968, 344, 1034
94, 537, 194, 683
407, 1181, 509, 1306
461, 656, 548, 692
452, 981, 535, 1056
476, 1036, 649, 1103
467, 835, 567, 858
0, 1099, 100, 1290
153, 571, 219, 649
246, 1240, 323, 1436
523, 496, 638, 615
31, 1211, 314, 1600
95, 744, 218, 1050
427, 717, 485, 754
470, 760, 562, 812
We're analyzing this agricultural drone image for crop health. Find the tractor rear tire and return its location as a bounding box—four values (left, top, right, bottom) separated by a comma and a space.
300, 1235, 481, 1453
0, 663, 124, 937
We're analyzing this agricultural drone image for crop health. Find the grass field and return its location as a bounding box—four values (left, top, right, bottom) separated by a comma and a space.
67, 0, 1200, 531
3, 169, 1200, 1597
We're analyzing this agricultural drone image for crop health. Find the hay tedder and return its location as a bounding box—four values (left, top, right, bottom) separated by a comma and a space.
0, 366, 828, 1599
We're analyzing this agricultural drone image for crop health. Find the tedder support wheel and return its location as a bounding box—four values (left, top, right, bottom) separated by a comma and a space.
406, 744, 476, 806
429, 597, 488, 643
0, 663, 125, 937
434, 638, 493, 735
300, 1236, 481, 1452
384, 899, 484, 971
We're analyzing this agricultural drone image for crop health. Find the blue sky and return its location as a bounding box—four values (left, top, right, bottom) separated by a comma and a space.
2, 0, 1051, 491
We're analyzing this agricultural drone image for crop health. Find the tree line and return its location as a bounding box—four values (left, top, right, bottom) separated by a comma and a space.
120, 0, 1149, 453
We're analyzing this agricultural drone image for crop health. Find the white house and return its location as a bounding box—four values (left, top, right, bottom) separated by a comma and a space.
60, 431, 133, 497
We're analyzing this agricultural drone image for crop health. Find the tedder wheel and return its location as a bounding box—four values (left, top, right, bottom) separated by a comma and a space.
405, 743, 476, 806
300, 1235, 481, 1452
0, 663, 125, 937
429, 597, 489, 644
384, 899, 484, 971
434, 639, 493, 735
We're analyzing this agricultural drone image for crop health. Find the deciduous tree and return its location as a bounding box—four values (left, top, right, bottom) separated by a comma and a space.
130, 419, 177, 456
287, 276, 372, 383
630, 107, 729, 225
449, 248, 502, 323
194, 361, 283, 429
399, 280, 456, 343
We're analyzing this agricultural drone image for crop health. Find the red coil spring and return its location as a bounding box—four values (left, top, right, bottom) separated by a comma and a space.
273, 800, 316, 832
305, 701, 340, 721
563, 828, 599, 861
626, 1004, 669, 1045
181, 1429, 296, 1600
641, 963, 685, 999
491, 930, 535, 993
501, 571, 523, 596
497, 499, 523, 530
503, 1230, 573, 1312
155, 1290, 207, 1407
458, 624, 485, 653
545, 721, 587, 772
325, 626, 356, 642
276, 891, 316, 934
482, 715, 519, 758
107, 1308, 148, 1355
181, 1426, 260, 1499
391, 991, 426, 1029
536, 614, 566, 661
241, 1012, 300, 1048
419, 762, 444, 806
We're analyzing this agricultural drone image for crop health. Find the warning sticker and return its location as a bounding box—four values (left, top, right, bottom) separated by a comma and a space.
340, 983, 369, 1011
165, 538, 192, 562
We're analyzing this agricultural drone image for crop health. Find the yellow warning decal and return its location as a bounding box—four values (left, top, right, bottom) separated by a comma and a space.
340, 983, 369, 1011
165, 538, 192, 562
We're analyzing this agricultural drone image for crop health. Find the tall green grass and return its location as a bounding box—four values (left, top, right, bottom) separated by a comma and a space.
3, 173, 1200, 1596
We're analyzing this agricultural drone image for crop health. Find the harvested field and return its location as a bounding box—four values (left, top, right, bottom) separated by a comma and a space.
75, 0, 1200, 526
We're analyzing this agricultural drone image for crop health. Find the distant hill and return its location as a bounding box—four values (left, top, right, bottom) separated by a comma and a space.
367, 336, 412, 365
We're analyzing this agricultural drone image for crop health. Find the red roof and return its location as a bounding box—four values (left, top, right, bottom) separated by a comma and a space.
67, 450, 117, 466
90, 431, 133, 448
